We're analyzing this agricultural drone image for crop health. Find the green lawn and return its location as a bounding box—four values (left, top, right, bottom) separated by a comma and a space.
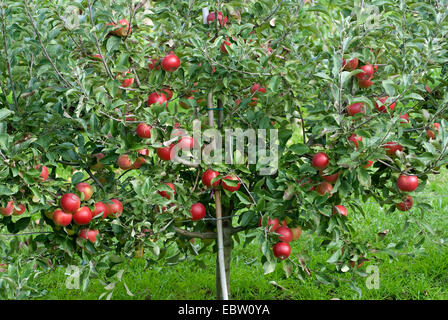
30, 170, 448, 300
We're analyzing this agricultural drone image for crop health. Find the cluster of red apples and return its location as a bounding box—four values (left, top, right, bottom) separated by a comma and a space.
49, 182, 123, 244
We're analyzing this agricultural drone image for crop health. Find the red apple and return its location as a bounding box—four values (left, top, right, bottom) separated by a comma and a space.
312, 152, 329, 170
202, 169, 221, 187
136, 123, 152, 139
161, 53, 180, 72
108, 19, 132, 37
148, 58, 160, 70
79, 229, 99, 243
106, 199, 123, 218
397, 175, 419, 192
0, 200, 14, 216
35, 165, 49, 182
251, 83, 266, 94
133, 157, 146, 169
73, 206, 93, 225
399, 113, 410, 123
13, 204, 26, 216
397, 195, 413, 211
220, 38, 231, 54
175, 136, 195, 150
117, 154, 133, 170
320, 172, 339, 184
248, 97, 258, 106
138, 148, 149, 156
60, 193, 81, 213
162, 87, 173, 100
275, 226, 293, 243
315, 182, 333, 196
207, 11, 227, 27
75, 182, 93, 201
342, 57, 359, 71
375, 96, 396, 113
258, 216, 279, 232
362, 160, 374, 168
358, 78, 373, 88
93, 202, 108, 219
53, 209, 72, 226
383, 142, 404, 156
273, 242, 291, 260
190, 203, 206, 221
355, 64, 374, 81
120, 77, 134, 88
348, 134, 362, 149
157, 144, 175, 161
347, 102, 365, 116
332, 205, 347, 216
222, 175, 241, 192
147, 92, 168, 107
158, 182, 176, 200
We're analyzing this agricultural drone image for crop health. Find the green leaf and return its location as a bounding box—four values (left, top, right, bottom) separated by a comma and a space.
0, 109, 13, 121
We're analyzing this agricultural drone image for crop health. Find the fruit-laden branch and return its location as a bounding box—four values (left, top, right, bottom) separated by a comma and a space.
0, 1, 18, 110
23, 0, 73, 89
87, 0, 114, 80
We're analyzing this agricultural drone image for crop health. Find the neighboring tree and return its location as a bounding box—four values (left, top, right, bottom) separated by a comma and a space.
0, 0, 448, 299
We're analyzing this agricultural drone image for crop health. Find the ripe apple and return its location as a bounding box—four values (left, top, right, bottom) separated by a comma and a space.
117, 154, 133, 170
383, 142, 404, 156
312, 152, 329, 170
342, 57, 359, 71
362, 160, 374, 168
320, 171, 339, 184
90, 54, 102, 61
375, 96, 396, 113
75, 182, 93, 201
147, 92, 168, 107
358, 78, 373, 88
273, 242, 291, 260
346, 102, 365, 116
53, 209, 72, 226
13, 204, 26, 216
157, 144, 175, 161
348, 134, 362, 149
148, 58, 160, 70
207, 11, 227, 27
79, 229, 99, 243
35, 165, 49, 182
162, 87, 173, 100
426, 123, 440, 139
190, 203, 206, 221
220, 38, 231, 54
291, 226, 302, 241
0, 200, 14, 216
397, 175, 419, 192
258, 216, 279, 232
138, 148, 149, 156
397, 195, 413, 211
161, 53, 180, 72
175, 136, 195, 150
93, 202, 108, 219
133, 157, 146, 169
73, 207, 93, 225
315, 182, 333, 196
355, 64, 374, 81
399, 113, 410, 123
251, 83, 266, 94
202, 169, 221, 187
106, 199, 123, 218
120, 76, 134, 88
275, 226, 293, 243
158, 182, 176, 200
108, 19, 132, 37
60, 193, 81, 213
222, 175, 241, 192
332, 205, 347, 216
136, 123, 152, 139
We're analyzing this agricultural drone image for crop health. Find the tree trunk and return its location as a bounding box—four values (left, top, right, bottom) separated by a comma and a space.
216, 205, 233, 299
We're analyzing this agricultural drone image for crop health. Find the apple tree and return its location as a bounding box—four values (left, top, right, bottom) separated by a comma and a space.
1, 0, 448, 299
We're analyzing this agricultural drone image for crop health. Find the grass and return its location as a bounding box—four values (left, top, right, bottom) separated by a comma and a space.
29, 170, 448, 300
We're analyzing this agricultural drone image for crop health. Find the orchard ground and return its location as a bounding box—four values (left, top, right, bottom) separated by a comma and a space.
29, 169, 448, 300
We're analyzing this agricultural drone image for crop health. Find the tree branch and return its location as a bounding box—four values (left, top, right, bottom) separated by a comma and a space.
174, 227, 217, 239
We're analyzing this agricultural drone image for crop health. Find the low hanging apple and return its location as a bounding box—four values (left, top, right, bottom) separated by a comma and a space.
375, 96, 396, 113
73, 207, 93, 225
0, 200, 14, 216
332, 205, 347, 216
52, 209, 73, 226
273, 242, 291, 260
258, 216, 279, 232
75, 182, 93, 201
106, 199, 123, 218
157, 145, 175, 161
190, 203, 206, 221
161, 52, 180, 72
346, 102, 365, 116
319, 171, 339, 184
147, 92, 168, 107
342, 57, 359, 71
397, 175, 419, 192
202, 169, 221, 187
136, 123, 152, 139
158, 183, 176, 200
275, 226, 293, 243
79, 229, 99, 243
60, 193, 80, 213
312, 152, 329, 170
35, 165, 49, 182
222, 175, 241, 192
13, 204, 26, 216
397, 195, 413, 211
93, 202, 108, 220
117, 154, 133, 170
